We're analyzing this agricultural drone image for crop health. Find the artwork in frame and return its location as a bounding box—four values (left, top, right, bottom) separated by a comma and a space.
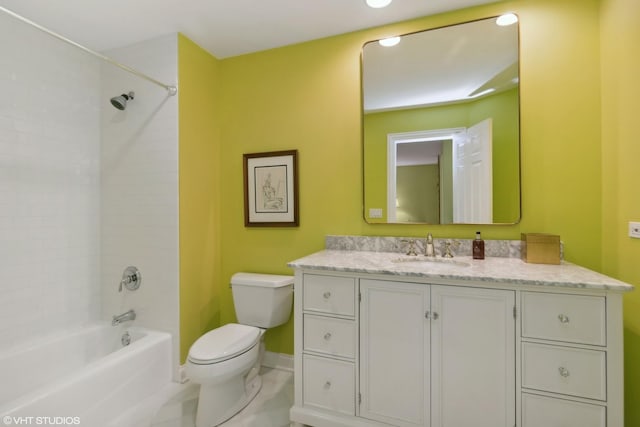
243, 150, 299, 227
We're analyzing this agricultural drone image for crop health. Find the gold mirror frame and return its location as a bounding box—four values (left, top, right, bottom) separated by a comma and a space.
362, 17, 521, 225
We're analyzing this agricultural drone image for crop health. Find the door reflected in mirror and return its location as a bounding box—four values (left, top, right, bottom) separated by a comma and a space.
363, 16, 520, 224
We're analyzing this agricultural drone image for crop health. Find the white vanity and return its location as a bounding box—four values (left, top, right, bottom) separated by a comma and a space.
288, 237, 633, 427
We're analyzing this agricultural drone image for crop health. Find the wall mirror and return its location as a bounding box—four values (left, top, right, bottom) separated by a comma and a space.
362, 16, 520, 224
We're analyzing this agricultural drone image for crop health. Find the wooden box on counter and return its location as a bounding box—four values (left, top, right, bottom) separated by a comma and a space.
521, 233, 561, 264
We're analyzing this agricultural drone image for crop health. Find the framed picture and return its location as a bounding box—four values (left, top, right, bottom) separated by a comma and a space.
243, 150, 299, 227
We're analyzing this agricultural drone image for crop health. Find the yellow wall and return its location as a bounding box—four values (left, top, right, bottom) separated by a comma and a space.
397, 164, 440, 223
178, 34, 223, 363
177, 1, 640, 423
600, 0, 640, 424
216, 33, 366, 354
214, 0, 604, 354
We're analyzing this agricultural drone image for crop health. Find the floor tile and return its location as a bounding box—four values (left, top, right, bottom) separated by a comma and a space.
150, 367, 293, 427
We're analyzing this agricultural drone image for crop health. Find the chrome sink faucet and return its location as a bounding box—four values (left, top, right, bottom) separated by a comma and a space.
112, 309, 136, 326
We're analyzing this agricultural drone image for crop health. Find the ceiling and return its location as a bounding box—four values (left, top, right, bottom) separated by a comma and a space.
363, 16, 519, 111
0, 0, 499, 59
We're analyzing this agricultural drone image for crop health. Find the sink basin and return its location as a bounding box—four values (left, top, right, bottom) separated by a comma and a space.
391, 257, 471, 268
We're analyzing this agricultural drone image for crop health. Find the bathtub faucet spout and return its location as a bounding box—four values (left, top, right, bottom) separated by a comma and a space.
112, 309, 136, 326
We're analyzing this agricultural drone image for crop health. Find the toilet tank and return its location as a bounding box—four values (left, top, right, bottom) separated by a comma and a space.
231, 273, 294, 328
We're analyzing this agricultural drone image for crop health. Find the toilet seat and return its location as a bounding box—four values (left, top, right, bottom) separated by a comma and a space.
188, 323, 260, 365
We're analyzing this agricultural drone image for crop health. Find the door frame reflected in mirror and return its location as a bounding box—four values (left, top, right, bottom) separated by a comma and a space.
387, 128, 463, 224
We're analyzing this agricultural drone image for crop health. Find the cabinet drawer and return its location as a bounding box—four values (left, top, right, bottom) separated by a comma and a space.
522, 393, 605, 427
304, 314, 356, 359
521, 292, 606, 346
303, 354, 355, 415
522, 342, 606, 401
303, 274, 356, 317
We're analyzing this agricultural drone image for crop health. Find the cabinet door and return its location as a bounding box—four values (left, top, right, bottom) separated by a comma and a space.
360, 279, 429, 427
431, 286, 515, 427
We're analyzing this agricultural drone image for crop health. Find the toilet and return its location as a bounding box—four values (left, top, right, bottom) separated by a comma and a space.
186, 272, 294, 427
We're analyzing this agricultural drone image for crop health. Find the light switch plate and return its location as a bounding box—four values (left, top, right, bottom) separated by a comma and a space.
629, 222, 640, 239
369, 208, 383, 218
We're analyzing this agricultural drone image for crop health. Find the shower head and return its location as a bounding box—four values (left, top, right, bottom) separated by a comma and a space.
110, 91, 135, 110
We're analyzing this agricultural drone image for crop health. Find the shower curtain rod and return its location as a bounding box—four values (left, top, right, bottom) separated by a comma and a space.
0, 5, 178, 96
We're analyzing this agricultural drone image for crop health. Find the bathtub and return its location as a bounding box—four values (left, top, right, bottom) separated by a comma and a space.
0, 323, 172, 426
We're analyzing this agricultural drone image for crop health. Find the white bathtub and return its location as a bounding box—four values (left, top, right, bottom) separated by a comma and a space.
0, 323, 172, 427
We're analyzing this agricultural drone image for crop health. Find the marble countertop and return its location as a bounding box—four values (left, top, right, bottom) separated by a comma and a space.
288, 250, 634, 292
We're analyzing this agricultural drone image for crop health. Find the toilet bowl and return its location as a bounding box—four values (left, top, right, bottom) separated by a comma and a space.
186, 272, 294, 427
186, 324, 263, 427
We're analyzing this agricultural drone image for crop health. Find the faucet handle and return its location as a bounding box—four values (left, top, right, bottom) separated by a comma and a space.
119, 266, 142, 293
443, 242, 453, 258
401, 239, 418, 256
442, 241, 460, 258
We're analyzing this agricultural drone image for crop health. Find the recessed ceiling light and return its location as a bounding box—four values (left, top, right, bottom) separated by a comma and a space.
366, 0, 393, 9
496, 13, 518, 26
379, 36, 401, 47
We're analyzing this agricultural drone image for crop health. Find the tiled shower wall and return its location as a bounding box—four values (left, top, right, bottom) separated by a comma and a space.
0, 12, 102, 349
0, 9, 180, 377
100, 34, 180, 377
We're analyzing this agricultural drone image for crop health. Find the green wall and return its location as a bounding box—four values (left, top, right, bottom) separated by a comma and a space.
470, 89, 520, 223
178, 34, 223, 363
214, 0, 604, 351
364, 88, 519, 223
397, 164, 440, 223
175, 1, 640, 424
600, 0, 640, 424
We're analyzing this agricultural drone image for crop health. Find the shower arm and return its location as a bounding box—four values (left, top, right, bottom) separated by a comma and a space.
0, 5, 177, 96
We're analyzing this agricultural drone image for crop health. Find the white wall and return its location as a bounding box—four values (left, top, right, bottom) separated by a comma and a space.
0, 11, 101, 350
100, 34, 180, 378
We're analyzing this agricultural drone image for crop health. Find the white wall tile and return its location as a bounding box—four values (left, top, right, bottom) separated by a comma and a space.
1, 11, 180, 384
100, 34, 180, 379
0, 11, 102, 352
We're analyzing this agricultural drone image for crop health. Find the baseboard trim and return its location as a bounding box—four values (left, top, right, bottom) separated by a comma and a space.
262, 351, 294, 372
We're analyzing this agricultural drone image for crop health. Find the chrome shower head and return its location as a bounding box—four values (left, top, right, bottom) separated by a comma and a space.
110, 91, 135, 110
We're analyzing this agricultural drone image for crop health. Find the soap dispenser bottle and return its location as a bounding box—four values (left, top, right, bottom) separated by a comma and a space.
472, 231, 485, 260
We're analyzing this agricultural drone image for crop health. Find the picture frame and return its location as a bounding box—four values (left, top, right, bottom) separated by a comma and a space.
243, 150, 299, 227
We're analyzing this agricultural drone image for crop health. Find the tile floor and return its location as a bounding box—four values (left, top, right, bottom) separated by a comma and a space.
150, 367, 294, 427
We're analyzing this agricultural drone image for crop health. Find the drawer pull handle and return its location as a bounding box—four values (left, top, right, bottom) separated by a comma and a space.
324, 332, 332, 341
324, 381, 332, 389
323, 291, 331, 299
558, 367, 570, 378
558, 314, 570, 324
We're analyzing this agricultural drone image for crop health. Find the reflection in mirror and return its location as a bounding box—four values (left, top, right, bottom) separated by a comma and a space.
363, 16, 520, 224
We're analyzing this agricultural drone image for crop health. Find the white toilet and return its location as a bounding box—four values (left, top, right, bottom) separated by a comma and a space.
186, 272, 294, 427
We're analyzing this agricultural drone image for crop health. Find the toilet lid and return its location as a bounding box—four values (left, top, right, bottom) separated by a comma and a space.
188, 323, 260, 364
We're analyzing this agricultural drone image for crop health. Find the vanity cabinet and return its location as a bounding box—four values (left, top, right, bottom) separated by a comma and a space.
290, 255, 628, 427
359, 280, 429, 427
359, 279, 515, 427
520, 291, 621, 427
298, 274, 358, 416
